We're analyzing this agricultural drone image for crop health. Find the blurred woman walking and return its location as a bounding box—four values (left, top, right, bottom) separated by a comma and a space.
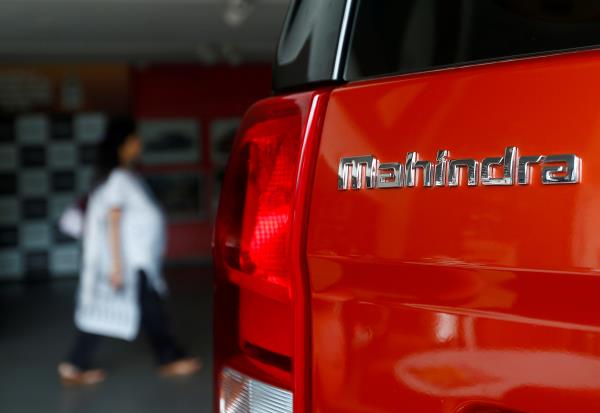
58, 117, 201, 385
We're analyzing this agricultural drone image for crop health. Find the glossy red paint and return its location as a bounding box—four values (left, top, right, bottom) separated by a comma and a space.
307, 50, 600, 413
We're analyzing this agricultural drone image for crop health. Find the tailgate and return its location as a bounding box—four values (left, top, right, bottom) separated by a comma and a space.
307, 51, 600, 413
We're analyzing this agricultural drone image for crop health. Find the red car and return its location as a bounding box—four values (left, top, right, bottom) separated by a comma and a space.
213, 1, 600, 412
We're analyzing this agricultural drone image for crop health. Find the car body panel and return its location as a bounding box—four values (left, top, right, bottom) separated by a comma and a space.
307, 50, 600, 413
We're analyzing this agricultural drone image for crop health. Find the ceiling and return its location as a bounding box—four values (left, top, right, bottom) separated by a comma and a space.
0, 0, 290, 63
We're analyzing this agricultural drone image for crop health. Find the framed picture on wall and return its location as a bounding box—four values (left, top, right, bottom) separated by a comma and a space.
144, 172, 206, 220
210, 118, 240, 166
139, 119, 200, 165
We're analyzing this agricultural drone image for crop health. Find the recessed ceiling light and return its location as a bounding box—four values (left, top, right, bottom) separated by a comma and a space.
224, 0, 256, 27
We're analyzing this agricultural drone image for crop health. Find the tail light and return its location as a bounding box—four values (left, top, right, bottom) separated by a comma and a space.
220, 368, 293, 413
213, 90, 330, 413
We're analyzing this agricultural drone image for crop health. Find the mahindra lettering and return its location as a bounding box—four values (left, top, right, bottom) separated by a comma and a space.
338, 148, 582, 190
213, 1, 600, 413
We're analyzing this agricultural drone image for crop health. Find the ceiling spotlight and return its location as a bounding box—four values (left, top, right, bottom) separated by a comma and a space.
224, 0, 257, 27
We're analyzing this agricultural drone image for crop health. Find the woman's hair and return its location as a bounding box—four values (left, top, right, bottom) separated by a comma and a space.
95, 116, 137, 184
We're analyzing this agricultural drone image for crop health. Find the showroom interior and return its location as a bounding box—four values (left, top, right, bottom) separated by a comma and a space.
0, 0, 289, 412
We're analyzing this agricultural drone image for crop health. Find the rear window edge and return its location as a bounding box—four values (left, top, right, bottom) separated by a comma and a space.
343, 45, 600, 85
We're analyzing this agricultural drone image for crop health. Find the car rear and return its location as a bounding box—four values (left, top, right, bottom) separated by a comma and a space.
214, 1, 600, 412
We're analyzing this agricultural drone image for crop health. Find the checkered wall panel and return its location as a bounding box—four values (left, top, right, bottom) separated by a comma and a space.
0, 113, 106, 281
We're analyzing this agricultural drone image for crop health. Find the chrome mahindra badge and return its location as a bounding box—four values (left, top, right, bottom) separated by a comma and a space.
337, 147, 581, 190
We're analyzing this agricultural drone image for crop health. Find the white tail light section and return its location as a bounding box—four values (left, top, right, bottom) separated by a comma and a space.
220, 368, 293, 413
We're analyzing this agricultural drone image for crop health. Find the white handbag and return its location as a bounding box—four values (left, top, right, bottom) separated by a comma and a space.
58, 199, 85, 239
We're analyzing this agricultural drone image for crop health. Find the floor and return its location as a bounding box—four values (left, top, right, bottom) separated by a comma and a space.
0, 265, 213, 413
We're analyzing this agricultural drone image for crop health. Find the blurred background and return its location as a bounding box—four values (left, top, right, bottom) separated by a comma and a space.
0, 0, 290, 412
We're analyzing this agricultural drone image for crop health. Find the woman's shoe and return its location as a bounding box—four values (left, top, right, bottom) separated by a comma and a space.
158, 357, 202, 377
58, 362, 106, 386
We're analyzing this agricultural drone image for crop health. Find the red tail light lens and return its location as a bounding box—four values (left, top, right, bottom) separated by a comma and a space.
238, 110, 302, 290
213, 90, 329, 413
216, 92, 325, 298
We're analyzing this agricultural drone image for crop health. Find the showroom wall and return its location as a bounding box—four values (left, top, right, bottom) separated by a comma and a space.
132, 63, 272, 259
0, 63, 272, 282
0, 64, 131, 281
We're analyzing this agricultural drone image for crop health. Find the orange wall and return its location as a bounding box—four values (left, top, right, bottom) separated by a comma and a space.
0, 64, 131, 113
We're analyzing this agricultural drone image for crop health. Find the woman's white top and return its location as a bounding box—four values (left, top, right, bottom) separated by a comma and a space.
75, 168, 167, 341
